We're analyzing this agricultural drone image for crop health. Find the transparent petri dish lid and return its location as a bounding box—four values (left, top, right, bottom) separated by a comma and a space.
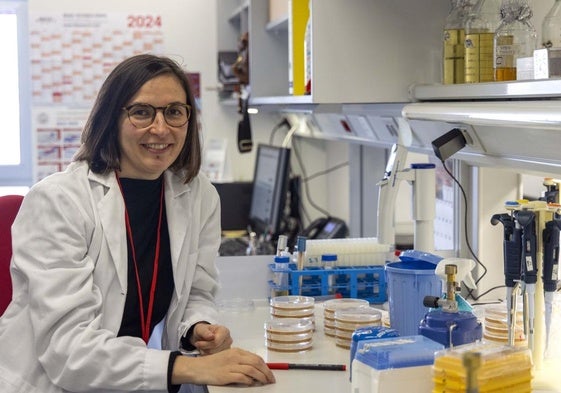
483, 332, 527, 346
265, 330, 314, 342
323, 317, 336, 328
323, 298, 370, 312
335, 329, 354, 339
264, 317, 314, 334
271, 295, 315, 310
335, 337, 351, 349
484, 305, 523, 325
270, 306, 314, 318
266, 339, 313, 352
324, 326, 336, 337
334, 306, 382, 323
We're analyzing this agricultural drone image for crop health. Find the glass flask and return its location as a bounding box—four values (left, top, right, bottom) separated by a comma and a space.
443, 0, 473, 84
543, 0, 561, 48
493, 0, 537, 81
541, 0, 561, 78
464, 0, 502, 82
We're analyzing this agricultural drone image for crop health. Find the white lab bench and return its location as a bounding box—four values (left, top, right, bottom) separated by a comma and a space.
211, 256, 561, 393
209, 300, 561, 393
209, 300, 352, 393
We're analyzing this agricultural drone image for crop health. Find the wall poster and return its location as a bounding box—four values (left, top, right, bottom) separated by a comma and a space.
29, 12, 165, 181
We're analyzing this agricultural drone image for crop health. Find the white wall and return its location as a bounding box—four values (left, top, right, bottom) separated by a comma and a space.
28, 0, 269, 182
27, 0, 350, 228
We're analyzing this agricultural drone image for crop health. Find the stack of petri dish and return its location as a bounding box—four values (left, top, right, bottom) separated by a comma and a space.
382, 312, 391, 328
270, 295, 316, 327
483, 305, 526, 346
334, 306, 382, 349
264, 318, 314, 352
323, 298, 369, 337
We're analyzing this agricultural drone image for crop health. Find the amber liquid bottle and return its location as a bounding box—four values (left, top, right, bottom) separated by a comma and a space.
443, 0, 472, 84
464, 0, 501, 83
493, 0, 536, 81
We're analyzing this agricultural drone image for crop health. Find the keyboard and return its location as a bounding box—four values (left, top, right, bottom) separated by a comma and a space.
219, 237, 249, 256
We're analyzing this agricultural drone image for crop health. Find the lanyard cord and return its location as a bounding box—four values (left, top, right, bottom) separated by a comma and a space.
116, 172, 165, 343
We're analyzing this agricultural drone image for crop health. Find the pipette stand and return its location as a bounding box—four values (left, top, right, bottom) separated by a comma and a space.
505, 200, 560, 369
377, 143, 436, 254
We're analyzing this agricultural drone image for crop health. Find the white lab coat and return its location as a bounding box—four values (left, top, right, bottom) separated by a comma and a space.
0, 161, 222, 393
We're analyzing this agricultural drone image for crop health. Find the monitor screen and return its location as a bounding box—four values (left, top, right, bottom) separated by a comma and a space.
212, 181, 253, 232
248, 144, 291, 236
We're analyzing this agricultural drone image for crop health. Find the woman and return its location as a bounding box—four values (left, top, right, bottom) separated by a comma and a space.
0, 54, 275, 392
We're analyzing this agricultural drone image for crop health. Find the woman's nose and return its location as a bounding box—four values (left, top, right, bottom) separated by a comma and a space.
150, 111, 169, 135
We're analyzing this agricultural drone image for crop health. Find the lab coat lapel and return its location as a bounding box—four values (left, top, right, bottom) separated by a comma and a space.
164, 171, 191, 298
91, 171, 128, 293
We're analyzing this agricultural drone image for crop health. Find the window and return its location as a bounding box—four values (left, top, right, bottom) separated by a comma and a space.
0, 1, 31, 187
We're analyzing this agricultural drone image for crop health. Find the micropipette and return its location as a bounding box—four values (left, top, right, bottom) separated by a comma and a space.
542, 178, 560, 204
515, 209, 537, 351
491, 212, 522, 346
542, 218, 561, 353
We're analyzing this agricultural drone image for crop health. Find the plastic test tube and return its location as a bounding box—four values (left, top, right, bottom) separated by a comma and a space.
322, 254, 337, 294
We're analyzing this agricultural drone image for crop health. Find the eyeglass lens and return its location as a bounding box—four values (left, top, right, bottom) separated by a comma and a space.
126, 103, 190, 128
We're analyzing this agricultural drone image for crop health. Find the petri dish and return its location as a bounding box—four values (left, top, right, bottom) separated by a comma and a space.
271, 295, 315, 310
323, 298, 370, 319
266, 339, 313, 352
264, 318, 314, 352
270, 295, 315, 319
265, 317, 314, 334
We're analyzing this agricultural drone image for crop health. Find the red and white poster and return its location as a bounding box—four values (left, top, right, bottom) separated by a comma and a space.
29, 12, 165, 181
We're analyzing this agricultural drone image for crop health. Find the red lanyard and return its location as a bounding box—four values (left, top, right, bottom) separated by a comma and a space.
116, 173, 165, 343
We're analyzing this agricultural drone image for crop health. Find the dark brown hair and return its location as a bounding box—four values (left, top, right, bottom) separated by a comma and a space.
74, 54, 201, 183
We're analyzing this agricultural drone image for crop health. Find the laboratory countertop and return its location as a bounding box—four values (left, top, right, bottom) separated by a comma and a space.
208, 299, 561, 393
208, 299, 352, 393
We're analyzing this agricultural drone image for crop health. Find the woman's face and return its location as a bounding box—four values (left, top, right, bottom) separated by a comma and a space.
118, 74, 188, 179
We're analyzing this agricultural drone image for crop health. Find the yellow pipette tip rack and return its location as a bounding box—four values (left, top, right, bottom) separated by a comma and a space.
432, 341, 533, 393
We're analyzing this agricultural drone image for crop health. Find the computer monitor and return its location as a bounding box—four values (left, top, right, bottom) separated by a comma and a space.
248, 144, 291, 236
212, 181, 253, 232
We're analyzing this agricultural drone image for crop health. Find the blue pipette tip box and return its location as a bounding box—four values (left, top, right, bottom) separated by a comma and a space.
354, 335, 443, 370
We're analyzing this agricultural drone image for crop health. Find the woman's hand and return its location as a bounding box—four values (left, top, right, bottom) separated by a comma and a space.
172, 347, 276, 386
190, 323, 233, 355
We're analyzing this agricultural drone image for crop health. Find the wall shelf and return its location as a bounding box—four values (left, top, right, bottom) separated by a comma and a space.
411, 79, 561, 101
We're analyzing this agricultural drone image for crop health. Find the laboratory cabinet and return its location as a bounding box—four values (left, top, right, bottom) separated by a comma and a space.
219, 0, 450, 105
217, 0, 561, 176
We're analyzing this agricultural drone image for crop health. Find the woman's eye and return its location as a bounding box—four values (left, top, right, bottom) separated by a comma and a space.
130, 106, 152, 117
167, 106, 183, 117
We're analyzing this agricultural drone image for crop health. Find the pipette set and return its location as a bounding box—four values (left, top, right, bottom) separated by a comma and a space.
491, 189, 561, 366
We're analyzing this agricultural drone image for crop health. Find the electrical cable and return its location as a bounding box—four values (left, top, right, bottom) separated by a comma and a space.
440, 160, 505, 301
269, 118, 349, 213
268, 118, 292, 145
470, 285, 506, 302
291, 139, 331, 219
303, 161, 349, 182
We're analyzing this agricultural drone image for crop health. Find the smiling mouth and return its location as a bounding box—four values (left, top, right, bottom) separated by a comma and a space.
144, 143, 170, 150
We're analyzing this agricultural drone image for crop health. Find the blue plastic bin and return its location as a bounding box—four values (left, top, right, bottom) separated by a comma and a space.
385, 250, 442, 336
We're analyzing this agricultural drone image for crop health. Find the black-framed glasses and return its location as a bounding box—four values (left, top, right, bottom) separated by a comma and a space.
122, 103, 192, 128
